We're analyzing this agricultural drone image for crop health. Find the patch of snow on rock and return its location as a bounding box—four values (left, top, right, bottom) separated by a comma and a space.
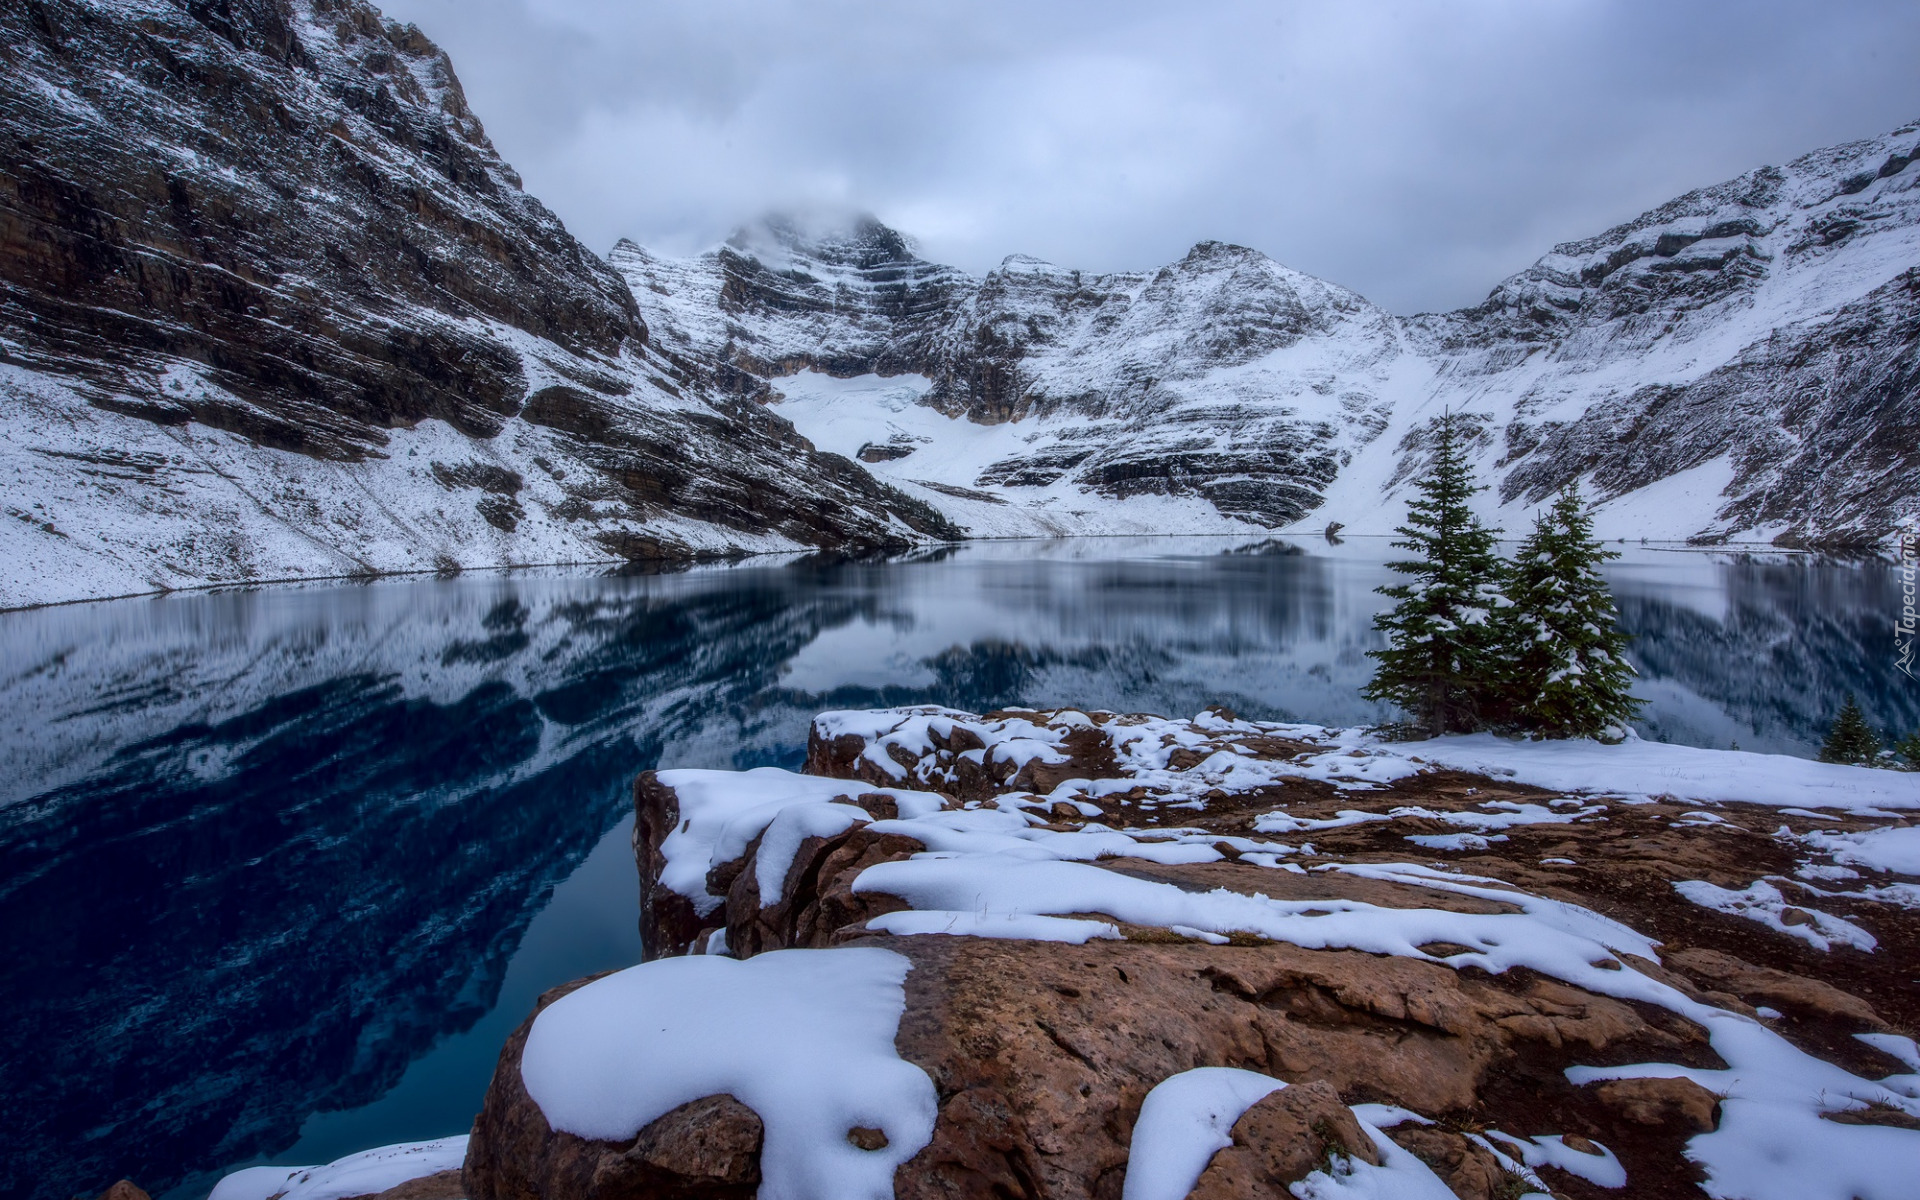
520, 947, 937, 1200
1120, 1068, 1285, 1200
1672, 879, 1877, 952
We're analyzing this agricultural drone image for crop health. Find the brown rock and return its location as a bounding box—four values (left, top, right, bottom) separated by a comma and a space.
904, 1086, 1045, 1199
533, 708, 1920, 1200
879, 935, 1695, 1199
634, 771, 708, 959
94, 1183, 150, 1200
1593, 1077, 1721, 1132
847, 1127, 890, 1151
362, 1170, 466, 1200
1383, 1127, 1513, 1200
1189, 1081, 1379, 1199
727, 826, 922, 959
1664, 947, 1887, 1028
464, 977, 763, 1200
800, 709, 1119, 803
626, 1095, 765, 1188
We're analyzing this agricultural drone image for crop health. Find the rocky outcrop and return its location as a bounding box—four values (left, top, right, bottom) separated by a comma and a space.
0, 0, 956, 609
466, 705, 1920, 1199
465, 976, 765, 1200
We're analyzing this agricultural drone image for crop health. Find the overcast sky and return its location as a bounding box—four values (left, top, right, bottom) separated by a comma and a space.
379, 0, 1920, 314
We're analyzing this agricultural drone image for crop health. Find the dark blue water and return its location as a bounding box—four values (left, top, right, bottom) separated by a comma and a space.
0, 537, 1911, 1200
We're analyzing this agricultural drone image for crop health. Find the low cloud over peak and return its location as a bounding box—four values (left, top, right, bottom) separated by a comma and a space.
380, 0, 1920, 313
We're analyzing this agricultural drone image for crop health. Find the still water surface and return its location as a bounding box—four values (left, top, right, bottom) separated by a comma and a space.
0, 537, 1911, 1200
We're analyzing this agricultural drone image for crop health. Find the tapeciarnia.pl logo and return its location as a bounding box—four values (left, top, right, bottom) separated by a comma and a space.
1899, 526, 1917, 680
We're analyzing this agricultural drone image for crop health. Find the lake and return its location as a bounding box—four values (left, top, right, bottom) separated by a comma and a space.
0, 536, 1911, 1200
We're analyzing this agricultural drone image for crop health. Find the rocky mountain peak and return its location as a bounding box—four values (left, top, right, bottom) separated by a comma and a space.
1430, 117, 1920, 356
724, 210, 934, 275
614, 118, 1917, 548
1177, 238, 1263, 266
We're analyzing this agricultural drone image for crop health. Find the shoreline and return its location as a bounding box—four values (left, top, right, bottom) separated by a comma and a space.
205, 704, 1920, 1200
0, 532, 1868, 616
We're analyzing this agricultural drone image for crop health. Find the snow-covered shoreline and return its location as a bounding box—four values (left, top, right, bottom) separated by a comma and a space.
201, 702, 1920, 1200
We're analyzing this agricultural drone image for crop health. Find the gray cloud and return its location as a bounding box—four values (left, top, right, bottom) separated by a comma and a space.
379, 0, 1920, 313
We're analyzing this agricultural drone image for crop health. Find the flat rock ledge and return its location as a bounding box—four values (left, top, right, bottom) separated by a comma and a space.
463, 706, 1920, 1200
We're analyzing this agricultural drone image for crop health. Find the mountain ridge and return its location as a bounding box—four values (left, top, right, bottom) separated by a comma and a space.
0, 0, 958, 610
0, 0, 1912, 610
618, 116, 1920, 548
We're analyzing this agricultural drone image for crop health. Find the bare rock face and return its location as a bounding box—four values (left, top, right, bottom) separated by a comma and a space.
633, 771, 707, 958
0, 0, 639, 457
1593, 1077, 1722, 1134
359, 1171, 466, 1200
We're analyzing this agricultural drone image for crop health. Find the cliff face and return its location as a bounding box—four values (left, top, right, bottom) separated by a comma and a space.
0, 0, 640, 455
1414, 120, 1920, 546
0, 0, 956, 609
619, 121, 1920, 547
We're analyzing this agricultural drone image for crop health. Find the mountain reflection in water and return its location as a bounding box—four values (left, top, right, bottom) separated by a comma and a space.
0, 538, 1909, 1200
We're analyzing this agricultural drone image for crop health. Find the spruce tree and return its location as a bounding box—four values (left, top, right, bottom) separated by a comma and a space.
1892, 729, 1920, 771
1364, 415, 1507, 737
1818, 695, 1882, 765
1497, 483, 1643, 740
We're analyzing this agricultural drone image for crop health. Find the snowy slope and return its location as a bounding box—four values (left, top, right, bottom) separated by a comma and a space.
617, 120, 1920, 548
0, 0, 955, 610
1382, 117, 1920, 544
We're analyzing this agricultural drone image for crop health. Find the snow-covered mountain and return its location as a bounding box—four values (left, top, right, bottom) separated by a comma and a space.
616, 119, 1920, 547
613, 225, 1417, 538
0, 0, 955, 610
3, 0, 1912, 610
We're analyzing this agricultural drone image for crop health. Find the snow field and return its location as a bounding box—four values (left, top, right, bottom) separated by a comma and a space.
1391, 729, 1920, 812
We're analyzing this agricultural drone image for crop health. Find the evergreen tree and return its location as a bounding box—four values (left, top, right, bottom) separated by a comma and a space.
1818, 694, 1882, 765
1892, 729, 1920, 771
1497, 483, 1643, 739
1364, 415, 1507, 737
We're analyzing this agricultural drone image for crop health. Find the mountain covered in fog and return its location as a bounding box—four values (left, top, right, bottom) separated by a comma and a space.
0, 0, 1913, 610
0, 0, 955, 610
615, 120, 1920, 547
